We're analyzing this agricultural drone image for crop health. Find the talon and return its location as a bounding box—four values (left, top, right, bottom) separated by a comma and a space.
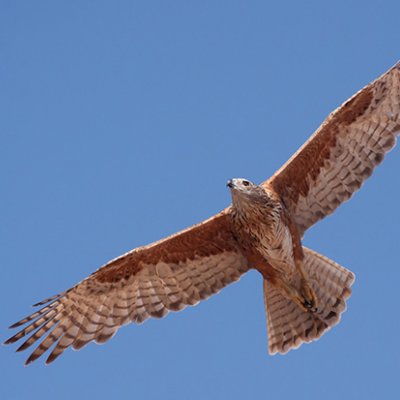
303, 299, 317, 313
303, 299, 313, 308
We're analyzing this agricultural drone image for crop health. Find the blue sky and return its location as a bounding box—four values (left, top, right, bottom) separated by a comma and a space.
1, 1, 400, 399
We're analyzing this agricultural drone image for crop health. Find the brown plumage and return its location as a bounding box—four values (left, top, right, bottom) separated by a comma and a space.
5, 62, 400, 364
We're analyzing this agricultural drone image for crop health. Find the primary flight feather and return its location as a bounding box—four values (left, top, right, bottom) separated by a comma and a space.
5, 62, 400, 364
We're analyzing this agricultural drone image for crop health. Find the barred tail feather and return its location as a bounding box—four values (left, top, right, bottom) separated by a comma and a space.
264, 247, 355, 355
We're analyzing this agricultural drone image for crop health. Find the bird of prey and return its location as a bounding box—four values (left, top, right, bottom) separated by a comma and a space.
5, 62, 400, 365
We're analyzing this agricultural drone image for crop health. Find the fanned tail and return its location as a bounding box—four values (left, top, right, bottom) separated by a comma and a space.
264, 247, 355, 355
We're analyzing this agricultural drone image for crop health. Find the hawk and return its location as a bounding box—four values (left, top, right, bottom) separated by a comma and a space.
5, 62, 400, 365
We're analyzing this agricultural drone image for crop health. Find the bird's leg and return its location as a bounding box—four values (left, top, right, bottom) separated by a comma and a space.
294, 259, 318, 313
268, 262, 318, 313
267, 272, 316, 313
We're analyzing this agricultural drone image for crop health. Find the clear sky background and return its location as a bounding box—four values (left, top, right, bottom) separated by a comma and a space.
1, 1, 400, 399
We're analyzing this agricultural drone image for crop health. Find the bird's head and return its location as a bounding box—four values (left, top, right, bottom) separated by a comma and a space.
226, 178, 257, 192
227, 178, 269, 210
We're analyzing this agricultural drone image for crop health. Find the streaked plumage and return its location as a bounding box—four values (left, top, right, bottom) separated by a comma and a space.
5, 62, 400, 364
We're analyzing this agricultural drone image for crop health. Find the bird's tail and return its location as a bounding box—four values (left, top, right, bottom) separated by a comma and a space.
264, 247, 355, 355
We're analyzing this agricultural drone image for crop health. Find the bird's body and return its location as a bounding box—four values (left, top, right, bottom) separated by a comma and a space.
5, 61, 400, 364
228, 179, 322, 319
231, 183, 295, 272
228, 180, 304, 302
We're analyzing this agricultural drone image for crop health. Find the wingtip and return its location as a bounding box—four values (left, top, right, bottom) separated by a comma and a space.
8, 321, 22, 329
24, 353, 38, 366
32, 293, 60, 307
45, 356, 55, 366
3, 333, 20, 345
16, 341, 30, 353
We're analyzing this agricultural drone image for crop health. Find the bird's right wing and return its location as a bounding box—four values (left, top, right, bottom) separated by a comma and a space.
5, 208, 249, 365
263, 62, 400, 236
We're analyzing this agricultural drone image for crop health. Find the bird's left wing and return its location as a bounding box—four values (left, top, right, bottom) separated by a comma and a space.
263, 62, 400, 235
5, 208, 249, 365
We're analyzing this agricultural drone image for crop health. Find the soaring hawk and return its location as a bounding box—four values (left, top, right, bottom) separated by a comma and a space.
5, 62, 400, 364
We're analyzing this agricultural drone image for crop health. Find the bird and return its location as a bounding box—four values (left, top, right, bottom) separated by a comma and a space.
5, 62, 400, 365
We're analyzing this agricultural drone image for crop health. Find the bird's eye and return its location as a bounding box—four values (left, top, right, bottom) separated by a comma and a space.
242, 180, 250, 187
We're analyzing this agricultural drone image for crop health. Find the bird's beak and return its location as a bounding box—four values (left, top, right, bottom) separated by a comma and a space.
226, 179, 234, 189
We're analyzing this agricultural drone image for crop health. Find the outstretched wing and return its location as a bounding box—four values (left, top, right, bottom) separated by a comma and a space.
5, 209, 248, 365
263, 62, 400, 235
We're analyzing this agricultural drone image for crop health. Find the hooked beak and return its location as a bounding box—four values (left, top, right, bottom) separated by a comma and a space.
226, 179, 234, 189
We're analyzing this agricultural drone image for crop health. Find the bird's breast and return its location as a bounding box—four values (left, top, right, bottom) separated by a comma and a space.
258, 220, 294, 271
232, 207, 296, 276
